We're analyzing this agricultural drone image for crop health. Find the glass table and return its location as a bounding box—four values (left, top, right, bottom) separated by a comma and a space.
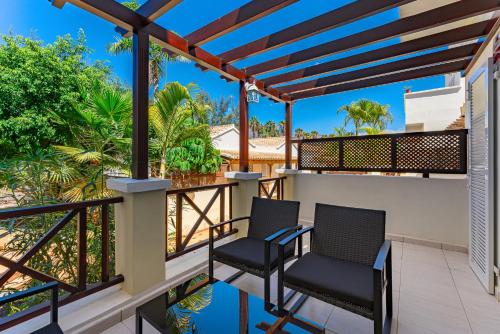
136, 274, 324, 333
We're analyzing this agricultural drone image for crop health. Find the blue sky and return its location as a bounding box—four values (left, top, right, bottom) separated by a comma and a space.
1, 0, 446, 134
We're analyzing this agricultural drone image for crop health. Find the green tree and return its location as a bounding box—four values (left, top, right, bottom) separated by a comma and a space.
54, 85, 133, 201
149, 82, 222, 178
107, 0, 188, 95
0, 32, 113, 157
294, 128, 304, 139
249, 116, 261, 138
279, 120, 286, 136
337, 99, 392, 135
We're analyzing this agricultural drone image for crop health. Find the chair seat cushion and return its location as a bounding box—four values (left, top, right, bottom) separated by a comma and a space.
213, 237, 293, 272
284, 253, 373, 309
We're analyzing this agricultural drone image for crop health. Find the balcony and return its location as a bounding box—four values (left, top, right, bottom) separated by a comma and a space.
1, 164, 497, 333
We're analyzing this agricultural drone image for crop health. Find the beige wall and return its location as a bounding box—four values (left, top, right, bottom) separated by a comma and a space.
290, 173, 469, 248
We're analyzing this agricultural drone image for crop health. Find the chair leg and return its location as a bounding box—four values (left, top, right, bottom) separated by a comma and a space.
208, 252, 214, 280
264, 270, 271, 304
386, 248, 393, 318
374, 272, 384, 334
277, 248, 285, 310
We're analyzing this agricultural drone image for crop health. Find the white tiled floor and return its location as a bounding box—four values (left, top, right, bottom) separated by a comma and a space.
102, 241, 500, 334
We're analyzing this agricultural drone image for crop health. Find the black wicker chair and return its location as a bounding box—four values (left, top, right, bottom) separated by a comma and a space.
0, 281, 62, 333
277, 203, 392, 334
209, 197, 301, 303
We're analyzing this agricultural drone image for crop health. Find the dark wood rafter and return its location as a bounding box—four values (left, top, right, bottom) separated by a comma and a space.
290, 59, 470, 100
263, 18, 497, 87
55, 0, 288, 102
136, 0, 182, 22
246, 0, 500, 75
219, 0, 414, 63
280, 42, 480, 95
185, 0, 298, 46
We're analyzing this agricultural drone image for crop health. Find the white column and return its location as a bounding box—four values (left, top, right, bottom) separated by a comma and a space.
225, 172, 261, 237
107, 178, 171, 295
276, 168, 300, 201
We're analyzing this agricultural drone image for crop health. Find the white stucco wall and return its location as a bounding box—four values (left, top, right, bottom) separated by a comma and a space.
290, 173, 469, 248
212, 129, 241, 151
404, 79, 465, 131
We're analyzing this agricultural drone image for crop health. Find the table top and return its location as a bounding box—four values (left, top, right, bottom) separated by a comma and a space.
136, 274, 322, 334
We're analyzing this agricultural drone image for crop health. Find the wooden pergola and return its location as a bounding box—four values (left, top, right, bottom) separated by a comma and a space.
51, 0, 500, 179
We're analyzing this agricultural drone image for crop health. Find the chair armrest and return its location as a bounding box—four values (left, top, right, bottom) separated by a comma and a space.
264, 225, 303, 243
0, 281, 59, 324
278, 226, 314, 247
373, 240, 391, 272
209, 216, 250, 231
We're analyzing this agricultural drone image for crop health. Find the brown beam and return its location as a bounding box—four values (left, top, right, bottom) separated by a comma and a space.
263, 19, 496, 87
132, 30, 150, 179
290, 59, 470, 100
185, 0, 298, 46
239, 82, 249, 172
246, 0, 500, 75
51, 0, 67, 8
285, 103, 292, 169
60, 0, 288, 103
219, 0, 414, 63
136, 0, 182, 22
466, 17, 500, 75
280, 42, 480, 94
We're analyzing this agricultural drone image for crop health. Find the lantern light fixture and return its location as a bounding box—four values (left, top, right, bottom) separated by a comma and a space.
244, 81, 260, 103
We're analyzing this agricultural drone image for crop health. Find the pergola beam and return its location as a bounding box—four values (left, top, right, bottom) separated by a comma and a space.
290, 59, 470, 100
263, 19, 496, 87
219, 0, 414, 63
59, 0, 288, 103
280, 42, 481, 95
136, 0, 182, 22
246, 0, 500, 75
185, 0, 298, 47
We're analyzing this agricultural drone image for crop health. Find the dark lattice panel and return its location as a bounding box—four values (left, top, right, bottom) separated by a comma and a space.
298, 130, 467, 174
396, 133, 465, 172
299, 140, 340, 169
343, 137, 392, 170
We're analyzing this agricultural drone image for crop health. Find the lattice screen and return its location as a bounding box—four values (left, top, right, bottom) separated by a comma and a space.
298, 130, 467, 174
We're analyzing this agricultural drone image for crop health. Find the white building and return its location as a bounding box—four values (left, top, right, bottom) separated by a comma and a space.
210, 124, 298, 177
404, 75, 466, 132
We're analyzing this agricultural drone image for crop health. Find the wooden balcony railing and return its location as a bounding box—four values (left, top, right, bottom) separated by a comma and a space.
0, 197, 124, 330
166, 182, 239, 261
298, 129, 468, 174
258, 177, 286, 200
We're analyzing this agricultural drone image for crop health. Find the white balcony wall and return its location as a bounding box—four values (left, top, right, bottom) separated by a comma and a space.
290, 173, 469, 249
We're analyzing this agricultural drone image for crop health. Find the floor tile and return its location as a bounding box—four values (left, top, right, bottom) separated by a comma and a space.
100, 322, 133, 334
444, 250, 469, 272
326, 307, 373, 334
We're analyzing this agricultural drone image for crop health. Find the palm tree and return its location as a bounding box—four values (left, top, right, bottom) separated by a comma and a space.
310, 130, 319, 139
249, 116, 261, 138
337, 99, 392, 135
55, 85, 132, 201
107, 1, 188, 96
279, 120, 286, 135
295, 128, 304, 139
149, 82, 208, 178
337, 102, 367, 136
263, 120, 278, 137
332, 126, 354, 137
365, 102, 392, 131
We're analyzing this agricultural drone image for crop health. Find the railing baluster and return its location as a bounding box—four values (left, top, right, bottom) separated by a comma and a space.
175, 193, 183, 252
77, 208, 87, 291
219, 187, 225, 234
101, 203, 109, 283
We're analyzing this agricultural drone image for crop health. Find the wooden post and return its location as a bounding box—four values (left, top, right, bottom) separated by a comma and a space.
132, 30, 150, 180
285, 102, 292, 169
239, 81, 249, 172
